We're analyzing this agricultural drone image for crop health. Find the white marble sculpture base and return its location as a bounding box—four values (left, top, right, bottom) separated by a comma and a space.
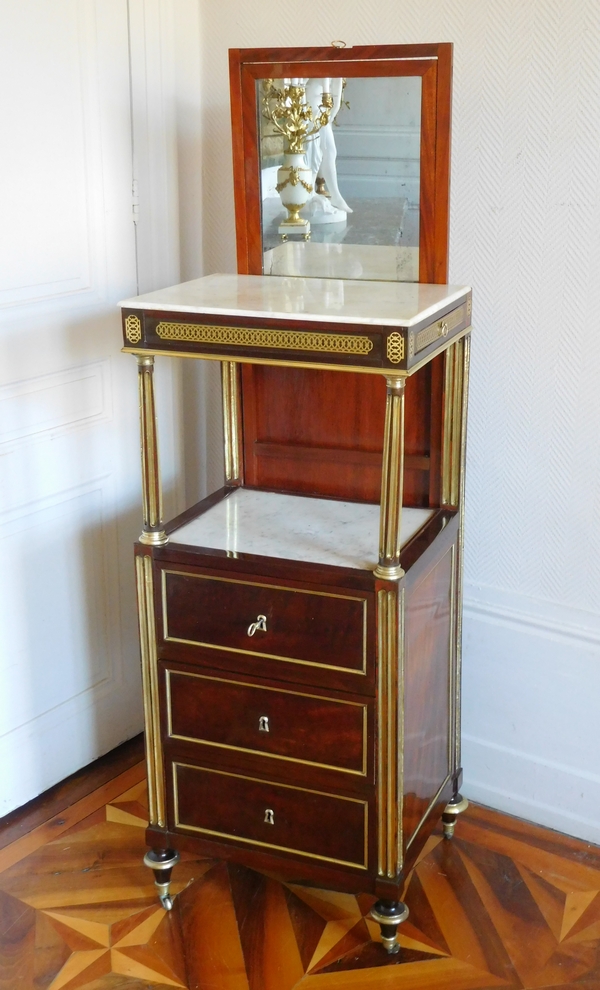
170, 488, 434, 571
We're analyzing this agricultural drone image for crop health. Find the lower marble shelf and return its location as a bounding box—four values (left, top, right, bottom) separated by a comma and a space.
169, 488, 434, 571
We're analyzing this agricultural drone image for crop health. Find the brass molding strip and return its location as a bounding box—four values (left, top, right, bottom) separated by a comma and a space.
136, 554, 166, 827
405, 773, 452, 852
165, 668, 368, 776
156, 321, 374, 356
161, 569, 368, 674
404, 326, 471, 377
448, 545, 458, 778
124, 347, 389, 375
122, 327, 471, 376
397, 586, 405, 870
377, 587, 400, 878
172, 761, 368, 870
221, 361, 242, 483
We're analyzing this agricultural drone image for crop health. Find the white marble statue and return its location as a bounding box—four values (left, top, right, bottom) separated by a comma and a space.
304, 77, 352, 223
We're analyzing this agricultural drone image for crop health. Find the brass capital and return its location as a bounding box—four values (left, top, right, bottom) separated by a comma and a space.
139, 529, 169, 547
373, 563, 405, 581
136, 354, 155, 369
384, 374, 405, 392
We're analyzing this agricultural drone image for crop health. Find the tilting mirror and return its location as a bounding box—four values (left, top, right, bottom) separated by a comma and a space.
230, 45, 452, 283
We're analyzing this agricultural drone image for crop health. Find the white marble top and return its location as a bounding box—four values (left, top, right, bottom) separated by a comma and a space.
120, 273, 469, 329
169, 489, 434, 571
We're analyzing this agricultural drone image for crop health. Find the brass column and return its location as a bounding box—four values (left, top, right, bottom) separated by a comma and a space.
221, 360, 242, 484
376, 585, 404, 877
374, 375, 406, 580
135, 553, 166, 827
137, 355, 168, 546
453, 334, 471, 773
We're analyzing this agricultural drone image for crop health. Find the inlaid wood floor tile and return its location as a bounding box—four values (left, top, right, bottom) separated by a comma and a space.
3, 769, 600, 990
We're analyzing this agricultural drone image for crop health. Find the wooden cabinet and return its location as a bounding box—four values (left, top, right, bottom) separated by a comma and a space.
121, 270, 472, 954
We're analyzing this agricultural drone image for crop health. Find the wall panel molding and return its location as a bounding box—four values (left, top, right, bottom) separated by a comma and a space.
462, 583, 600, 842
0, 361, 111, 447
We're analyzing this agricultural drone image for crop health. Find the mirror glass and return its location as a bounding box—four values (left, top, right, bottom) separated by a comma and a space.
258, 76, 422, 281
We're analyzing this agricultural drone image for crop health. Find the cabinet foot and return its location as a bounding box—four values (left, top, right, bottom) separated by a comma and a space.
370, 899, 409, 954
442, 793, 469, 839
143, 848, 180, 910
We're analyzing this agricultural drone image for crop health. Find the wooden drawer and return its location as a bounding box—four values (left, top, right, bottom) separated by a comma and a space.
165, 667, 368, 775
160, 568, 367, 676
171, 761, 368, 870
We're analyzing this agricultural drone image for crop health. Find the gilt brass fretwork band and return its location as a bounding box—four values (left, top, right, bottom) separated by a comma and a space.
125, 314, 142, 343
377, 587, 403, 877
415, 304, 466, 354
156, 321, 374, 356
386, 332, 405, 364
136, 554, 166, 828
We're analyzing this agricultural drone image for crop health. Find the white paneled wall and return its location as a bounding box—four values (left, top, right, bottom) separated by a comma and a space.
192, 0, 600, 841
0, 0, 200, 813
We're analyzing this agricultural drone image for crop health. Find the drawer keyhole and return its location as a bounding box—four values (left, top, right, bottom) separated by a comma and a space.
247, 614, 267, 636
258, 715, 270, 733
264, 808, 275, 825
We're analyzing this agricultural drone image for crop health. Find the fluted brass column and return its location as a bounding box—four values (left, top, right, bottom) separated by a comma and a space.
374, 375, 406, 580
137, 355, 168, 546
221, 360, 242, 484
376, 585, 404, 877
453, 334, 471, 773
135, 553, 166, 827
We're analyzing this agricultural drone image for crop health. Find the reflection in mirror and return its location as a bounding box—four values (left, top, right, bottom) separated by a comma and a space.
259, 76, 421, 281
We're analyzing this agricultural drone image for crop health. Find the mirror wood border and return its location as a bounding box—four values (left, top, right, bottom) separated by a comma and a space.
229, 43, 453, 282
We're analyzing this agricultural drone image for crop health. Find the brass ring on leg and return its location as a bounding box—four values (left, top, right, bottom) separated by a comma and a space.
370, 900, 409, 954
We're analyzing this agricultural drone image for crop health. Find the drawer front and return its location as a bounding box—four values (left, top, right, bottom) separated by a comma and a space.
161, 569, 367, 675
165, 667, 367, 775
172, 761, 368, 869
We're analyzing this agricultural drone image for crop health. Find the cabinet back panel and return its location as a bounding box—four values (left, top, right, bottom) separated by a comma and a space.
241, 365, 437, 506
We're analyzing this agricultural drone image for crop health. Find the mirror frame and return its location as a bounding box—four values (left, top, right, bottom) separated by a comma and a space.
229, 43, 452, 283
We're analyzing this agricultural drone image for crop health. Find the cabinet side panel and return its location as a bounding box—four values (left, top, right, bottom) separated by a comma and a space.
402, 545, 453, 848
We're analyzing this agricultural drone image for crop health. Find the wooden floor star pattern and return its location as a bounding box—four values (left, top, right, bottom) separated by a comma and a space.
2, 763, 600, 990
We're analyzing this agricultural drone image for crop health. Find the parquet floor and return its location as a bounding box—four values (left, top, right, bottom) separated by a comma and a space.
3, 763, 600, 990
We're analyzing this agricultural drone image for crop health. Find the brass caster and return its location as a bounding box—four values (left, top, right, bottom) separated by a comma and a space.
303, 232, 311, 241
443, 818, 456, 840
281, 234, 288, 242
442, 794, 469, 840
370, 899, 409, 954
144, 848, 180, 909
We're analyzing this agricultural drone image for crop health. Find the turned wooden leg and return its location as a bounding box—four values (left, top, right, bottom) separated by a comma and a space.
370, 898, 409, 954
442, 793, 469, 839
143, 848, 180, 910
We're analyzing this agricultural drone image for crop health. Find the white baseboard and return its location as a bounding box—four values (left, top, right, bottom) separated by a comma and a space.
461, 582, 600, 845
